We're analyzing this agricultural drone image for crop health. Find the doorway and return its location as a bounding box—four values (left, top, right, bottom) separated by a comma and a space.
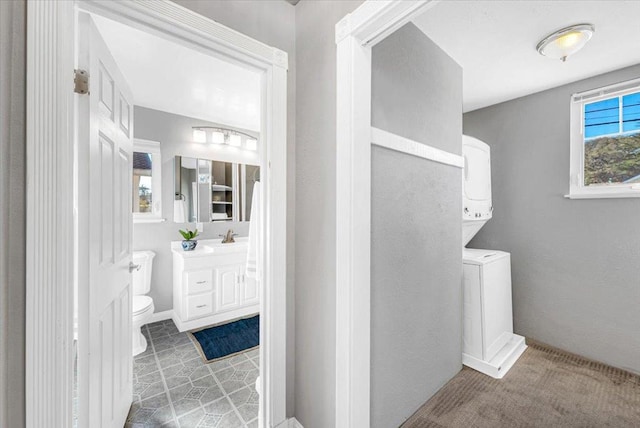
25, 2, 288, 427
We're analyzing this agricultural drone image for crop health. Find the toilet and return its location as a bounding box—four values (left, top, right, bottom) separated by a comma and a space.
132, 250, 156, 356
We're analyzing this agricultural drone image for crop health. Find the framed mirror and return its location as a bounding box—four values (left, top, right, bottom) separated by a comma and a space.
174, 155, 260, 223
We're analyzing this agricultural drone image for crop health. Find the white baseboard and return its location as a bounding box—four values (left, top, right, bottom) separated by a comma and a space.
289, 418, 303, 428
275, 418, 303, 428
149, 309, 173, 324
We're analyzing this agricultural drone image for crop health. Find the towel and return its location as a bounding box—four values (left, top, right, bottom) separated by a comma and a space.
174, 199, 187, 223
190, 182, 198, 222
246, 181, 261, 279
211, 213, 228, 220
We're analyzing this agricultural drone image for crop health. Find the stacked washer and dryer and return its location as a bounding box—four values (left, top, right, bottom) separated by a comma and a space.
461, 135, 527, 379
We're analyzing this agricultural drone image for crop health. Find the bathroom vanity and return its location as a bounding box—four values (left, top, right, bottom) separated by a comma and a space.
171, 237, 259, 332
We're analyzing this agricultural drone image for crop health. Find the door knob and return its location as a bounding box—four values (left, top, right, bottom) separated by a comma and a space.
129, 262, 141, 273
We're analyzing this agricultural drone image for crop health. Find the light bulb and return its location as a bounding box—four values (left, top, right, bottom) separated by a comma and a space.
211, 131, 225, 144
193, 129, 207, 143
229, 134, 242, 147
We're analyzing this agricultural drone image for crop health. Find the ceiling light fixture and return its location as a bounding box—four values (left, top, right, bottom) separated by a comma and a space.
536, 23, 595, 62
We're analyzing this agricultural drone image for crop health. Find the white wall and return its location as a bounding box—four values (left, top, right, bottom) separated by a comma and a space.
0, 1, 26, 426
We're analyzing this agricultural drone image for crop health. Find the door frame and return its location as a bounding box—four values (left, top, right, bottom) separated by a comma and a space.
334, 1, 438, 427
25, 1, 288, 427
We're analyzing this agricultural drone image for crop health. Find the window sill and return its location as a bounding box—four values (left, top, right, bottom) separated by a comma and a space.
564, 191, 640, 199
133, 217, 166, 224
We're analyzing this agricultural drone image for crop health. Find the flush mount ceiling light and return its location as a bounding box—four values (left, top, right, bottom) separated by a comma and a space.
536, 23, 595, 62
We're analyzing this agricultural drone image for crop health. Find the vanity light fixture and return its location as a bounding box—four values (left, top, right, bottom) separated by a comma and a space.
192, 129, 207, 143
229, 134, 242, 147
211, 131, 225, 144
192, 126, 258, 150
536, 23, 595, 62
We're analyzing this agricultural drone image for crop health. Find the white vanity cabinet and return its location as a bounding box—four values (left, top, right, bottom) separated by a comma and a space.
214, 265, 259, 311
172, 238, 259, 332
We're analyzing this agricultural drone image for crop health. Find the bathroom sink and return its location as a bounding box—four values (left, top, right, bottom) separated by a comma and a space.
207, 239, 248, 254
171, 238, 248, 256
171, 245, 214, 257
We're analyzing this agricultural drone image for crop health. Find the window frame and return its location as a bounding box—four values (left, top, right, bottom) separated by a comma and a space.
133, 138, 164, 223
569, 78, 640, 199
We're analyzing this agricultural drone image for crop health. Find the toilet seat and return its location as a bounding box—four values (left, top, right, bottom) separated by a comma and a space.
133, 295, 153, 317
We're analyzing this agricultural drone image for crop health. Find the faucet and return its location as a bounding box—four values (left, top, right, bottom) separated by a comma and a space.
220, 229, 237, 244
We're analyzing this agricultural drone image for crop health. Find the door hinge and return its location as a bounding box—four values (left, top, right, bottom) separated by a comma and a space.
74, 69, 89, 94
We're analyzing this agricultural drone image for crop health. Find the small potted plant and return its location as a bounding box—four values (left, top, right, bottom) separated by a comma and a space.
179, 228, 199, 251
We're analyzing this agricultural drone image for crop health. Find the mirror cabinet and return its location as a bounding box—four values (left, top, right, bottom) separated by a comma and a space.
174, 155, 259, 223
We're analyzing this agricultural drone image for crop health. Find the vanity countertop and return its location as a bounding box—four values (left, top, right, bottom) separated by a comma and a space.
171, 237, 249, 257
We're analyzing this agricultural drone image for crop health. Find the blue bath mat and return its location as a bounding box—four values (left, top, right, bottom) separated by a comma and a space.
190, 315, 259, 363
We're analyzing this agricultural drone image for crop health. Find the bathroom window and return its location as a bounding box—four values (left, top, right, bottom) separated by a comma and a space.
569, 78, 640, 199
133, 139, 163, 222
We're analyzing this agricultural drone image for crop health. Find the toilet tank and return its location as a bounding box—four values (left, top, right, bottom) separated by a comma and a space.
132, 250, 156, 295
462, 135, 492, 245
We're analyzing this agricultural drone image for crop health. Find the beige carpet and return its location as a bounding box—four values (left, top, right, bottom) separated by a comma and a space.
403, 341, 640, 428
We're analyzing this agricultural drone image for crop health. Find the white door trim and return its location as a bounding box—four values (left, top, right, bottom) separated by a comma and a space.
25, 2, 75, 427
334, 2, 438, 427
26, 1, 288, 427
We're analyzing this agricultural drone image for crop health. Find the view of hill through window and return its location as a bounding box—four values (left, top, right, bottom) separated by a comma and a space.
584, 91, 640, 186
584, 133, 640, 185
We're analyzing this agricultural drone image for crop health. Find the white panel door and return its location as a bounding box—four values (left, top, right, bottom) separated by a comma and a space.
78, 12, 134, 428
216, 265, 241, 311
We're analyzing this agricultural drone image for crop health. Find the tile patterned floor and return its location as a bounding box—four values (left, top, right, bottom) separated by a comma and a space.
127, 319, 259, 428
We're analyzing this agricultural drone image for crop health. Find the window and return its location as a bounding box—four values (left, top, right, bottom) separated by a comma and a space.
569, 78, 640, 198
133, 139, 163, 222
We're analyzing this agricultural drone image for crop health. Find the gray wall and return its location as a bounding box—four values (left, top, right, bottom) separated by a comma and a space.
370, 24, 463, 427
293, 1, 363, 426
169, 1, 299, 415
0, 1, 26, 427
464, 64, 640, 375
133, 106, 255, 312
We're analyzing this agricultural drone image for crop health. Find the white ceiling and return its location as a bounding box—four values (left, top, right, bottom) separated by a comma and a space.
412, 1, 640, 113
92, 15, 261, 131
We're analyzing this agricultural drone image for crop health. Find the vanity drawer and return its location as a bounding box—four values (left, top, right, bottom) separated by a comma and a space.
185, 293, 214, 319
184, 269, 213, 294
